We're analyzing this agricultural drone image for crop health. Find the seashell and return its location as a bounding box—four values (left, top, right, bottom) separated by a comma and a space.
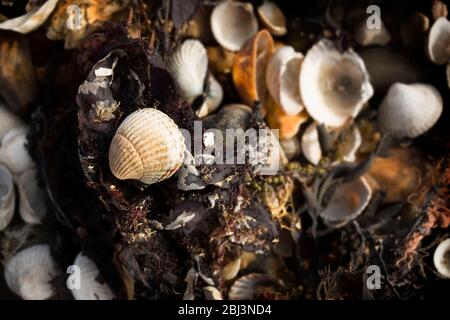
167, 39, 208, 102
319, 177, 372, 228
4, 244, 60, 300
433, 238, 450, 279
359, 47, 424, 93
300, 39, 373, 127
0, 164, 15, 231
377, 83, 443, 138
354, 18, 391, 46
196, 74, 223, 118
207, 46, 236, 74
432, 0, 448, 20
232, 30, 275, 112
0, 0, 59, 34
266, 46, 304, 115
222, 257, 242, 281
0, 127, 35, 178
203, 286, 223, 300
109, 108, 185, 185
257, 1, 287, 36
301, 122, 322, 166
70, 252, 114, 300
400, 13, 430, 48
427, 17, 450, 65
210, 0, 258, 52
337, 126, 362, 162
228, 273, 286, 300
0, 103, 24, 143
18, 169, 47, 225
280, 137, 301, 161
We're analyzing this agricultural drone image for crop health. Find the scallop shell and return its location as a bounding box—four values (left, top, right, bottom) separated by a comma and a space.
4, 244, 60, 300
0, 0, 59, 34
266, 46, 304, 115
18, 169, 47, 225
70, 252, 114, 300
377, 83, 443, 138
109, 108, 185, 185
301, 122, 322, 166
167, 39, 208, 102
211, 0, 258, 52
257, 1, 287, 36
233, 30, 275, 112
319, 176, 372, 228
0, 127, 35, 178
0, 104, 24, 142
427, 17, 450, 65
196, 74, 224, 118
433, 238, 450, 279
300, 39, 373, 127
228, 273, 286, 300
354, 18, 390, 46
0, 165, 15, 231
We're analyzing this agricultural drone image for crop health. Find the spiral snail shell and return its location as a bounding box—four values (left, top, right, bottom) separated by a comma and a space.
109, 108, 185, 185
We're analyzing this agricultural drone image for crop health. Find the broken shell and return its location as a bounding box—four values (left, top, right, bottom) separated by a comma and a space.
337, 126, 362, 162
0, 103, 24, 142
70, 252, 114, 300
280, 137, 301, 161
300, 39, 373, 127
18, 169, 47, 225
0, 0, 59, 33
168, 39, 208, 102
266, 46, 304, 115
0, 127, 35, 178
301, 122, 322, 166
222, 257, 242, 281
433, 238, 450, 279
109, 108, 185, 185
354, 18, 391, 46
400, 13, 430, 48
266, 97, 309, 140
257, 1, 287, 36
320, 177, 372, 228
232, 30, 275, 111
196, 74, 224, 118
427, 17, 450, 64
211, 0, 258, 52
377, 83, 443, 138
0, 165, 15, 231
4, 244, 60, 300
229, 273, 286, 300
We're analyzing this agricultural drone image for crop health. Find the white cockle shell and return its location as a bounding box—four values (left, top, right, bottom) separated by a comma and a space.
196, 74, 224, 118
427, 17, 450, 65
301, 122, 322, 166
0, 127, 35, 178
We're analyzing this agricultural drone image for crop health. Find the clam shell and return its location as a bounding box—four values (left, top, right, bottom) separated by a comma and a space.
0, 127, 35, 178
211, 0, 258, 52
4, 244, 60, 300
377, 83, 443, 138
427, 17, 450, 65
233, 30, 275, 112
0, 0, 59, 34
167, 39, 208, 101
109, 108, 185, 185
196, 74, 223, 118
319, 176, 372, 228
18, 169, 47, 225
228, 273, 285, 300
300, 39, 373, 127
301, 122, 322, 166
257, 1, 287, 36
433, 238, 450, 279
0, 104, 24, 142
70, 252, 114, 300
354, 18, 390, 46
266, 46, 304, 115
0, 164, 15, 231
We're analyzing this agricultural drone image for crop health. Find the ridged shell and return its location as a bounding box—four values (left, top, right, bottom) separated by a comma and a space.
266, 46, 304, 115
257, 1, 287, 36
433, 238, 450, 279
4, 244, 60, 300
300, 39, 373, 127
0, 127, 35, 178
196, 74, 223, 118
70, 252, 114, 300
427, 17, 450, 65
377, 83, 443, 138
211, 0, 258, 52
228, 273, 285, 300
0, 104, 24, 142
319, 177, 372, 228
18, 169, 47, 225
354, 18, 390, 46
301, 122, 322, 166
0, 164, 15, 231
109, 108, 185, 185
167, 39, 208, 101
